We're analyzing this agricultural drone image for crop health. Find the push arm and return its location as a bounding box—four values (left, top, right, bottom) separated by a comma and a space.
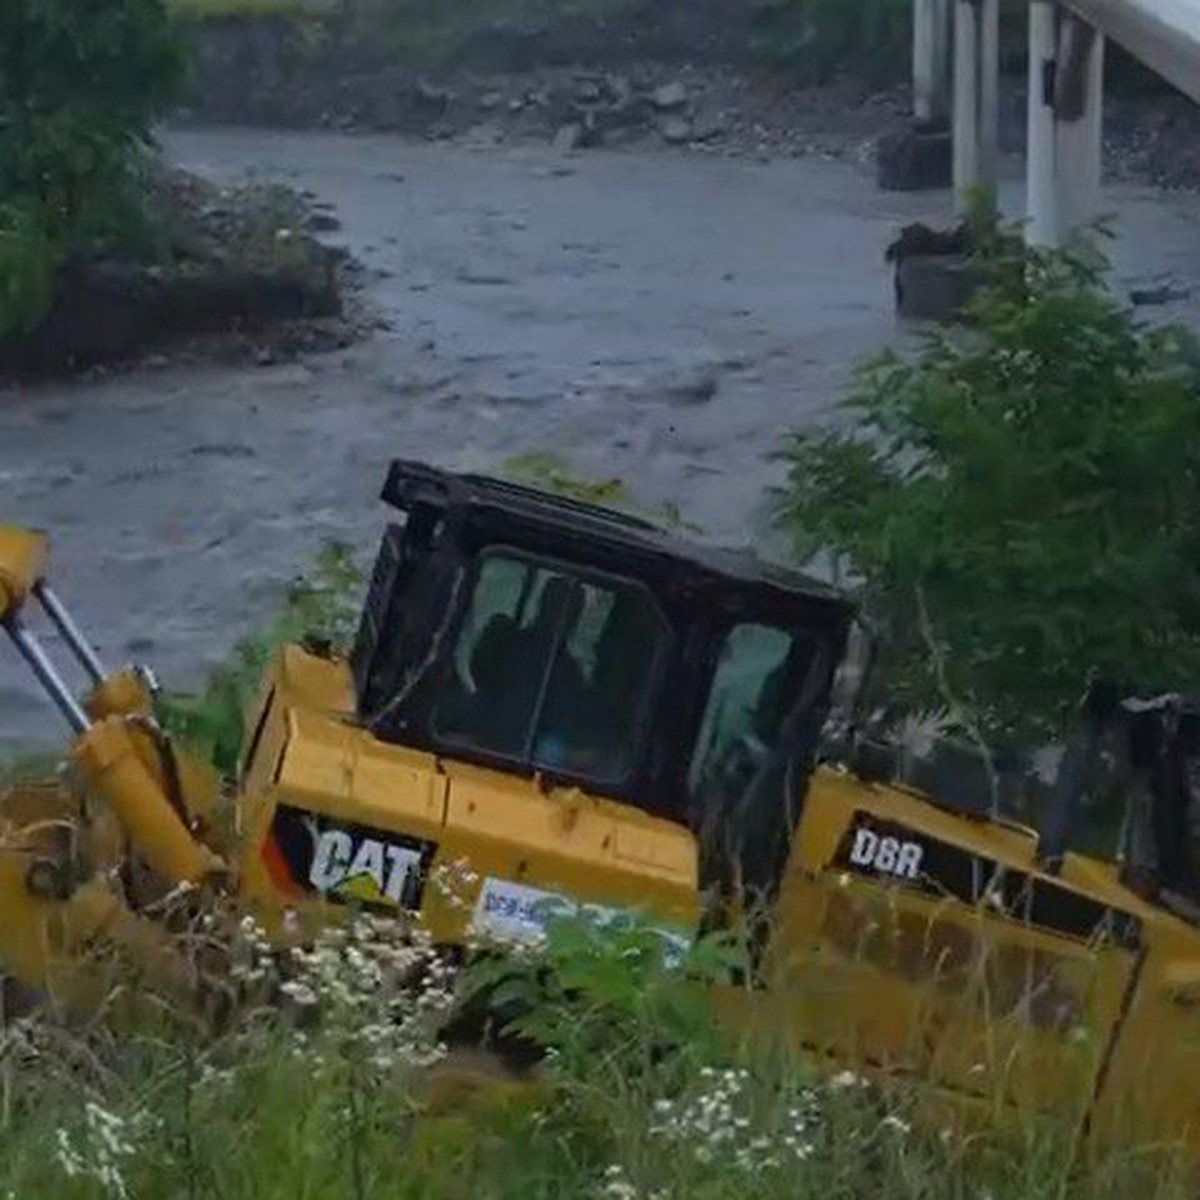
0, 524, 226, 886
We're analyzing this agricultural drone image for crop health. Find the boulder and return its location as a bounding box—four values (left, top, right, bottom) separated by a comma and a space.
876, 123, 953, 191
659, 116, 693, 145
651, 81, 689, 112
552, 122, 585, 153
894, 255, 981, 321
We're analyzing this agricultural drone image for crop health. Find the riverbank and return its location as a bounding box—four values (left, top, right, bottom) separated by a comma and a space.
1, 165, 369, 379
170, 10, 1200, 189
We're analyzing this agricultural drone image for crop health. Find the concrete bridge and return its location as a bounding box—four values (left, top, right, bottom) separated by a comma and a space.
913, 0, 1200, 243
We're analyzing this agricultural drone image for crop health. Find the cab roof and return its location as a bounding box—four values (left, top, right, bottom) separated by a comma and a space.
381, 459, 853, 616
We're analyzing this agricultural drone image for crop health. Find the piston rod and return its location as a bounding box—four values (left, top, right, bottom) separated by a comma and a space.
3, 617, 89, 734
34, 582, 106, 685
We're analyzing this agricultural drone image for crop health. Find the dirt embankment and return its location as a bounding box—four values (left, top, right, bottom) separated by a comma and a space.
175, 11, 908, 164
3, 168, 368, 379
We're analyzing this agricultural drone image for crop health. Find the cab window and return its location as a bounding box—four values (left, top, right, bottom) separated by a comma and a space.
434, 552, 667, 784
690, 623, 821, 893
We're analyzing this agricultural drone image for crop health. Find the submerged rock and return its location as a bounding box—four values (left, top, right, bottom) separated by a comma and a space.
651, 81, 689, 112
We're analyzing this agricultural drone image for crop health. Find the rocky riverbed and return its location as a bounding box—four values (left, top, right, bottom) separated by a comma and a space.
175, 36, 1200, 191
3, 127, 1200, 753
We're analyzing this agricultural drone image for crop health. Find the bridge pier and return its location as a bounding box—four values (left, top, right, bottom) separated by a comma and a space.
1026, 3, 1106, 247
951, 0, 1001, 215
914, 0, 953, 124
899, 0, 1114, 315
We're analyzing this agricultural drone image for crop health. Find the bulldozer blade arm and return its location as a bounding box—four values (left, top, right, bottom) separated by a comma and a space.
0, 856, 212, 1023
1, 776, 125, 877
0, 780, 210, 1023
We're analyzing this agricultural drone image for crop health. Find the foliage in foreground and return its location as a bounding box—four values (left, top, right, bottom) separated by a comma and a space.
0, 909, 1191, 1200
778, 231, 1200, 747
0, 0, 183, 342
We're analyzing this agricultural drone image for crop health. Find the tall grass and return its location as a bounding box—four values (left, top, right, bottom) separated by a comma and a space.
0, 750, 61, 787
0, 909, 1191, 1200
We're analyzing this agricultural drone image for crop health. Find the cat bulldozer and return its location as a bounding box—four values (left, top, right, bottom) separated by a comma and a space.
5, 459, 1200, 1159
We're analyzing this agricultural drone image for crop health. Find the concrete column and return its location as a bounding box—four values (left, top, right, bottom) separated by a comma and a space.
953, 0, 1001, 215
914, 0, 953, 125
979, 0, 1001, 188
1057, 16, 1105, 238
1025, 3, 1106, 247
953, 0, 981, 205
1027, 2, 1059, 245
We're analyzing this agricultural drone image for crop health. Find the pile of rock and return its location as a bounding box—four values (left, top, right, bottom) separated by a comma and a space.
475, 66, 895, 160
178, 26, 908, 166
524, 73, 727, 151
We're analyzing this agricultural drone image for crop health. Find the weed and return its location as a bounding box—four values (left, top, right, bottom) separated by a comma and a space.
501, 452, 699, 532
157, 541, 362, 774
0, 750, 62, 787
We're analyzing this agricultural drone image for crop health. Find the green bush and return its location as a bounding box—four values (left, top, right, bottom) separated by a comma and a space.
778, 231, 1200, 746
0, 0, 183, 341
159, 542, 362, 774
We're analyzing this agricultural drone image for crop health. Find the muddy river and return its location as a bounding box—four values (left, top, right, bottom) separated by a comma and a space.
3, 128, 1200, 750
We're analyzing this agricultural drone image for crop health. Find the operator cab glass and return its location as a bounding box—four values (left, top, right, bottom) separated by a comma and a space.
435, 551, 668, 785
690, 623, 823, 898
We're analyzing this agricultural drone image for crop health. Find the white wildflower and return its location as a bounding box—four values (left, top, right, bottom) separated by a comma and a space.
828, 1069, 865, 1091
600, 1164, 639, 1200
52, 1102, 151, 1200
275, 910, 456, 1077
649, 1065, 824, 1177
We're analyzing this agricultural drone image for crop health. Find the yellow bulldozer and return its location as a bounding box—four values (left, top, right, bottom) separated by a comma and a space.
4, 459, 1200, 1159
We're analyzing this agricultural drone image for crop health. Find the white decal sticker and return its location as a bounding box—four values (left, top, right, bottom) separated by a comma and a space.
471, 878, 691, 960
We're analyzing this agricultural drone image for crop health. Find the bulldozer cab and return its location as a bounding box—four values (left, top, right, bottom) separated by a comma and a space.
350, 461, 854, 901
0, 461, 852, 961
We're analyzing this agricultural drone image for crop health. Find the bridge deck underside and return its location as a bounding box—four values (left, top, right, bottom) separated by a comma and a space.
1066, 0, 1200, 104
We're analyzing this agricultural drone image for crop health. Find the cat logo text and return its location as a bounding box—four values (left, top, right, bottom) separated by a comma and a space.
310, 830, 423, 906
262, 804, 436, 912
